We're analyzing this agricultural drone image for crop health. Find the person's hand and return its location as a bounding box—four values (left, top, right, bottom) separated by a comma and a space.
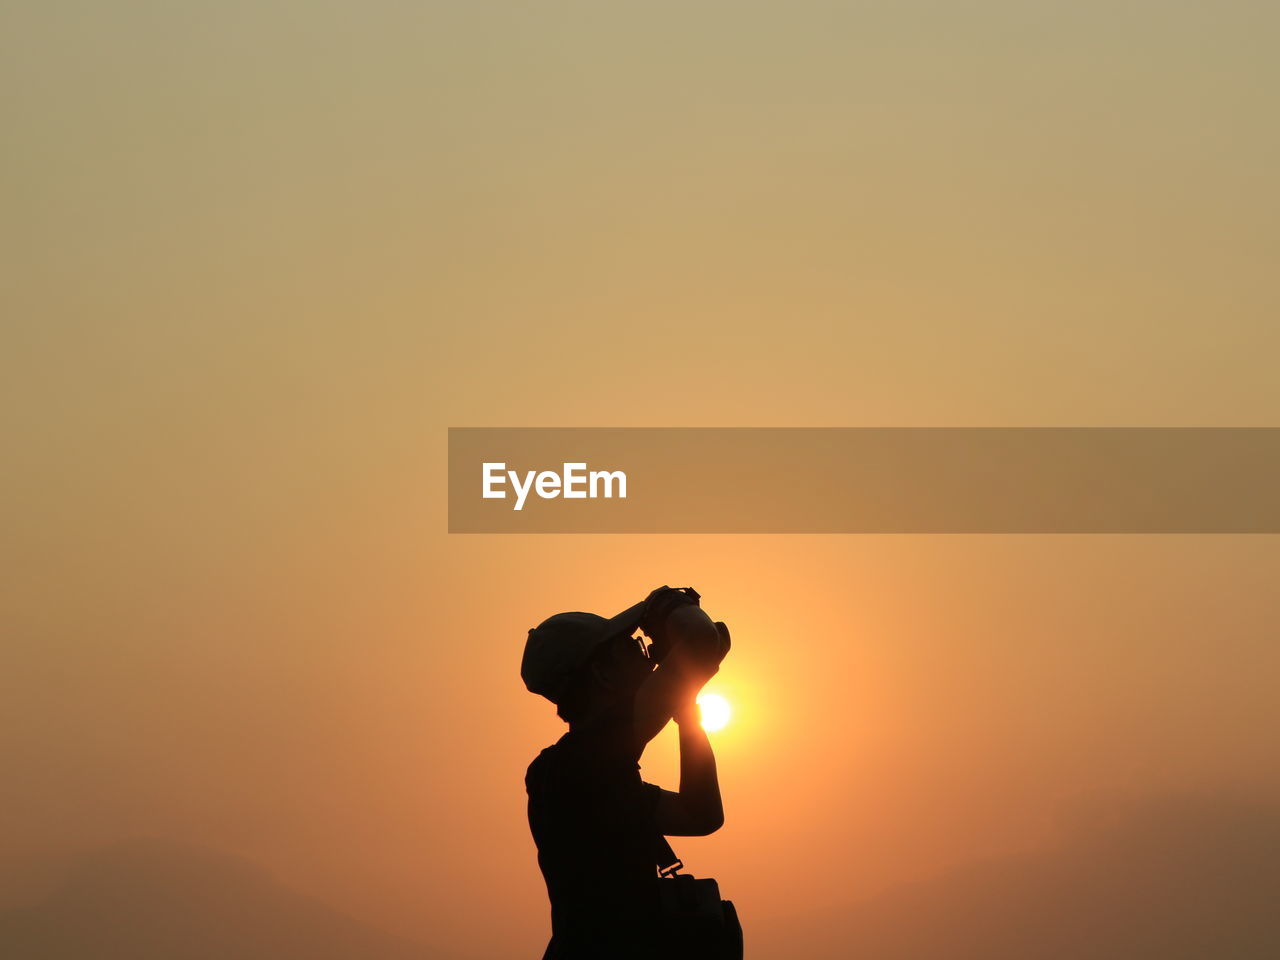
712, 621, 731, 665
665, 605, 721, 670
684, 620, 731, 691
641, 586, 700, 661
694, 621, 731, 684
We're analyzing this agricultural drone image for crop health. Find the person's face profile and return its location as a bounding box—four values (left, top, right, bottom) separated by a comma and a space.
590, 632, 652, 696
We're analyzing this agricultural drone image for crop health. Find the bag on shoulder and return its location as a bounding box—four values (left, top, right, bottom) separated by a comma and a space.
653, 835, 743, 959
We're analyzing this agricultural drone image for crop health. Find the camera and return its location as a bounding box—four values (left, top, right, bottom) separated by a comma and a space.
639, 585, 702, 663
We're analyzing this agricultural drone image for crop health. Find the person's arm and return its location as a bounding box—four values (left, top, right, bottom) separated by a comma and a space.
633, 608, 730, 748
652, 700, 725, 836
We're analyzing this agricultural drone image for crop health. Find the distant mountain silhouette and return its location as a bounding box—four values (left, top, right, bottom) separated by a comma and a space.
759, 792, 1280, 960
0, 838, 459, 960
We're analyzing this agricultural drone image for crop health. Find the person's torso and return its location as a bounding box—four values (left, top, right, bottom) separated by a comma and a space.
526, 724, 662, 955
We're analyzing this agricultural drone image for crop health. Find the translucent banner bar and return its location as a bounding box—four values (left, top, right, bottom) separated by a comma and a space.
448, 428, 1280, 533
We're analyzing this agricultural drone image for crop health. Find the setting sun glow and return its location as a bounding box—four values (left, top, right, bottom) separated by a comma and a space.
697, 693, 731, 733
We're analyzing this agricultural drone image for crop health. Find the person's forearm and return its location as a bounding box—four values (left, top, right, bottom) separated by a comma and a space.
676, 708, 724, 832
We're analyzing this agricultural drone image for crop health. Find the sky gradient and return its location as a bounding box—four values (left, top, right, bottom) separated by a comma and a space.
4, 2, 1279, 956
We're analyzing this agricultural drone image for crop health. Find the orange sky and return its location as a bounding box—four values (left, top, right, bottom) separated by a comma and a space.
4, 2, 1279, 957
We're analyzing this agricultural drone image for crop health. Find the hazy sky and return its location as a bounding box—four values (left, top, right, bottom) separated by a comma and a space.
3, 2, 1278, 956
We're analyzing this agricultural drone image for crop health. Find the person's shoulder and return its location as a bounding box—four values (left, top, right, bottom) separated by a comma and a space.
552, 724, 642, 778
525, 737, 568, 792
578, 721, 643, 762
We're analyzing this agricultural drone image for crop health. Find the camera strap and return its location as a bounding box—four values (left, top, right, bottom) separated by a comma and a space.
653, 833, 684, 877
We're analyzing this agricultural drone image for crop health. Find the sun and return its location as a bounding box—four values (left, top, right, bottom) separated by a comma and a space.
697, 692, 731, 733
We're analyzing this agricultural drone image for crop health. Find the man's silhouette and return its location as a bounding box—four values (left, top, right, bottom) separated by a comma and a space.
522, 586, 731, 959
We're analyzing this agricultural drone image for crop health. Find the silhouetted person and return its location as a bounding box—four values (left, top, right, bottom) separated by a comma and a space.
522, 586, 731, 959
